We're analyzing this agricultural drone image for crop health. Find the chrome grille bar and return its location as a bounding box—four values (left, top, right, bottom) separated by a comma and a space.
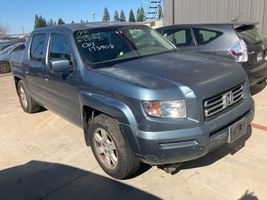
204, 84, 243, 118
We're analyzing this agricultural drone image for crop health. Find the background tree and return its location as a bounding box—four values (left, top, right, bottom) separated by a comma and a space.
136, 8, 140, 21
0, 23, 9, 36
102, 7, 110, 22
41, 16, 47, 27
34, 15, 47, 29
128, 9, 136, 22
120, 9, 126, 22
34, 15, 40, 28
47, 19, 56, 26
114, 10, 119, 22
71, 20, 75, 24
58, 18, 65, 25
136, 7, 145, 22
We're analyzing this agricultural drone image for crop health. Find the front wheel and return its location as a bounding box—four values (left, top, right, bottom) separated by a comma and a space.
89, 114, 140, 179
17, 80, 40, 113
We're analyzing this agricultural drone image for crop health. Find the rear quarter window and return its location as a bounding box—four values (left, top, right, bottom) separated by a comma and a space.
193, 28, 222, 45
162, 28, 194, 47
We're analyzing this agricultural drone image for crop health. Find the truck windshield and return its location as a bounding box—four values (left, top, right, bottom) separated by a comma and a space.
236, 26, 265, 45
74, 25, 175, 66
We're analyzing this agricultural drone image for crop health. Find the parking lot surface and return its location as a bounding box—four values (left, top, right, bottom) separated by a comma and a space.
0, 74, 267, 200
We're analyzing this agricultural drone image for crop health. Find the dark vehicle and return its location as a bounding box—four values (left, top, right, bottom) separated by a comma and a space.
156, 23, 267, 88
0, 40, 22, 51
12, 23, 254, 179
0, 42, 25, 73
10, 43, 26, 70
0, 43, 12, 51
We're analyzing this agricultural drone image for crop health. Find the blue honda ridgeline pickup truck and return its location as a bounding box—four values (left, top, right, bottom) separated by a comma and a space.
13, 23, 254, 179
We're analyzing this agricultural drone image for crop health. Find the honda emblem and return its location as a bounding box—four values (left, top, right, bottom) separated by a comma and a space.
224, 92, 233, 107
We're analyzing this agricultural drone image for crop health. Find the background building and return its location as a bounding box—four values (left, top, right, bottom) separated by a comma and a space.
163, 0, 267, 35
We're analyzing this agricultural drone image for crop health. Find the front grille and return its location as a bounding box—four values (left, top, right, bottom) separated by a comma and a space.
204, 84, 243, 118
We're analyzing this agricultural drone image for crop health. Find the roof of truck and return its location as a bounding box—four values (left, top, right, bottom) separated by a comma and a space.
33, 22, 143, 33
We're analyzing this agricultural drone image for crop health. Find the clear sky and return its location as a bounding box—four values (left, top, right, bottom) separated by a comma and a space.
0, 0, 146, 34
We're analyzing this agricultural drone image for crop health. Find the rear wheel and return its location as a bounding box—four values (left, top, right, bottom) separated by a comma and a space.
0, 62, 11, 74
17, 80, 40, 113
89, 114, 140, 179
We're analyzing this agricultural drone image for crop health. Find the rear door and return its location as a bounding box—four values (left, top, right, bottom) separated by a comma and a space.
160, 27, 198, 52
24, 33, 48, 104
235, 25, 267, 67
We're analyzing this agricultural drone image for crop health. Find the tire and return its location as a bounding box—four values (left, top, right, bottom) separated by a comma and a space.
0, 62, 11, 74
89, 114, 140, 179
17, 80, 41, 113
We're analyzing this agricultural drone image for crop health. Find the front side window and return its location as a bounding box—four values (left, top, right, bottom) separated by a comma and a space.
193, 28, 222, 45
74, 25, 175, 66
162, 28, 194, 47
49, 34, 71, 60
30, 34, 46, 61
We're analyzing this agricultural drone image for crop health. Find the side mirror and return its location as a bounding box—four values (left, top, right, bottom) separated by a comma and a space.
50, 59, 74, 72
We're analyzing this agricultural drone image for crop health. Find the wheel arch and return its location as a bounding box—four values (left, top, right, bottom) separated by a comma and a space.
79, 92, 139, 153
14, 76, 21, 95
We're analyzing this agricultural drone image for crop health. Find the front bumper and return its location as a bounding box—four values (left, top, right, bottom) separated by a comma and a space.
130, 106, 254, 165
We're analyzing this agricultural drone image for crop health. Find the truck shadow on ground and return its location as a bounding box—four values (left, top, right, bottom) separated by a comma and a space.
0, 161, 160, 200
178, 125, 252, 172
239, 190, 259, 200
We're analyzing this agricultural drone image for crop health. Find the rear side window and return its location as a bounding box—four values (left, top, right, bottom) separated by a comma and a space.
236, 26, 265, 45
30, 34, 45, 61
49, 34, 71, 60
162, 28, 194, 47
193, 28, 222, 45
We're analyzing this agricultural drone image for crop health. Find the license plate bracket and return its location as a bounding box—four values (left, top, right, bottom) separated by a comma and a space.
228, 118, 248, 143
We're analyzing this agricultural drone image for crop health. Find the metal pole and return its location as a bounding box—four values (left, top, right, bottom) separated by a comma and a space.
172, 0, 175, 24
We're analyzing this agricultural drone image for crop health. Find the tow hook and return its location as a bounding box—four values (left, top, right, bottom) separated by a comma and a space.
157, 163, 183, 174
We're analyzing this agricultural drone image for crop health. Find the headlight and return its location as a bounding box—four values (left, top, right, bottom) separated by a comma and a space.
143, 100, 187, 118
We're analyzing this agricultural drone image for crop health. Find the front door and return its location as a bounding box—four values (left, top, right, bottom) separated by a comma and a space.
43, 33, 81, 125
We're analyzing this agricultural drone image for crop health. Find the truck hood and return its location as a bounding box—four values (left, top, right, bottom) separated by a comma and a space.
98, 52, 247, 99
